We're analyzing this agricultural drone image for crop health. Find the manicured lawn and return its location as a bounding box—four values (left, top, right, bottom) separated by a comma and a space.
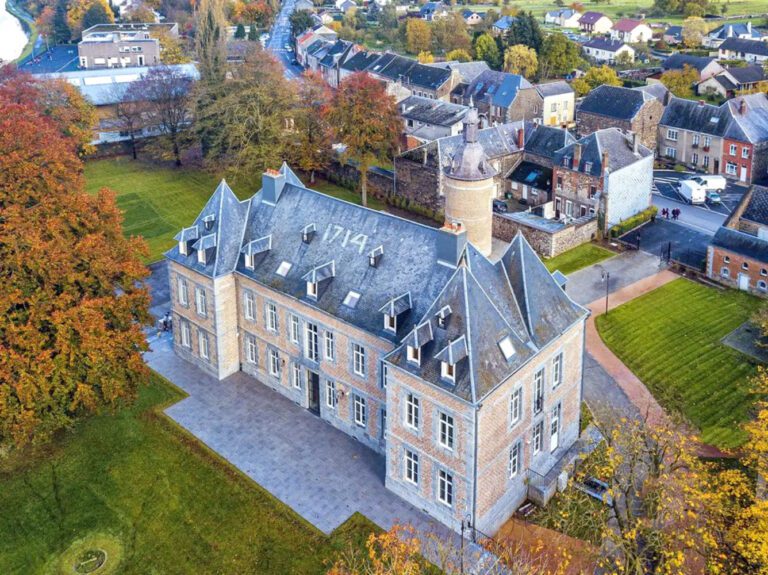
0, 373, 379, 574
84, 158, 376, 263
544, 244, 614, 275
596, 279, 762, 449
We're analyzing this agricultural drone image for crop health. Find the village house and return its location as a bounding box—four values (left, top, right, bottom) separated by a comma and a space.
721, 94, 768, 184
705, 22, 762, 49
535, 81, 575, 128
663, 25, 683, 45
492, 15, 517, 36
399, 95, 469, 142
661, 54, 724, 82
609, 19, 652, 43
543, 8, 581, 28
419, 1, 449, 21
296, 25, 338, 67
77, 22, 178, 69
460, 9, 483, 26
718, 37, 768, 64
166, 132, 591, 534
697, 65, 766, 99
577, 84, 665, 149
451, 69, 542, 125
314, 39, 356, 88
578, 11, 613, 34
708, 185, 768, 295
582, 38, 635, 64
362, 52, 457, 101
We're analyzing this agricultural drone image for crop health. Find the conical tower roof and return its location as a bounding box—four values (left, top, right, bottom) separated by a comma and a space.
443, 106, 497, 181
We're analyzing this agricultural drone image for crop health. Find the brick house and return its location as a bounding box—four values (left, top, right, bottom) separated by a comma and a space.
721, 94, 768, 184
576, 84, 665, 150
451, 70, 543, 125
166, 160, 590, 535
552, 128, 654, 230
708, 185, 768, 295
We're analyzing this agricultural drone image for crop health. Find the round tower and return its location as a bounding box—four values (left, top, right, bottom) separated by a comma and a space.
442, 107, 497, 257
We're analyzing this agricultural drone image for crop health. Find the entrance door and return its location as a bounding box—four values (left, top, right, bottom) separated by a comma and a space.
308, 371, 320, 415
738, 273, 750, 292
714, 159, 720, 174
137, 55, 145, 66
740, 165, 748, 182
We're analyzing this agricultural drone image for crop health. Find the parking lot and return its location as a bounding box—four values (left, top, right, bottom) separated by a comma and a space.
653, 170, 747, 217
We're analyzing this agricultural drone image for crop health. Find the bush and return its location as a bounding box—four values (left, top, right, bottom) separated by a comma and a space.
610, 206, 658, 238
674, 163, 687, 172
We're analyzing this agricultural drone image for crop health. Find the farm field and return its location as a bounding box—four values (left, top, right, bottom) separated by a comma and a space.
544, 243, 614, 275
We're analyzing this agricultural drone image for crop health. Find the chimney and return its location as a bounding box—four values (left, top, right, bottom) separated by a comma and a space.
436, 223, 467, 268
631, 131, 639, 154
601, 151, 609, 178
262, 169, 286, 205
747, 21, 752, 33
739, 98, 746, 115
572, 142, 582, 169
517, 126, 524, 149
698, 100, 705, 106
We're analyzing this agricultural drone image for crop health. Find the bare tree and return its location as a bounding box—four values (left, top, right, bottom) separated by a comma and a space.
113, 84, 148, 160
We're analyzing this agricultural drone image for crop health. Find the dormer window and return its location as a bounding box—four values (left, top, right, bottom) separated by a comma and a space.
302, 261, 335, 300
384, 314, 396, 332
203, 214, 215, 231
407, 345, 421, 365
307, 281, 318, 298
302, 223, 316, 244
197, 248, 207, 265
441, 361, 455, 382
179, 241, 188, 256
436, 306, 452, 329
244, 253, 255, 269
584, 161, 592, 173
369, 245, 384, 267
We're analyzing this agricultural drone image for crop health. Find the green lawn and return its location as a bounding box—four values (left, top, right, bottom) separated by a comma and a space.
0, 373, 379, 574
84, 158, 379, 263
596, 279, 762, 449
544, 244, 614, 275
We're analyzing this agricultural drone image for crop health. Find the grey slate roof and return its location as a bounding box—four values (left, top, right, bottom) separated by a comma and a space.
726, 65, 765, 85
427, 60, 490, 84
535, 80, 573, 98
553, 128, 652, 177
493, 15, 517, 30
712, 227, 768, 262
741, 186, 768, 226
720, 37, 768, 57
524, 123, 576, 159
724, 93, 768, 144
709, 23, 761, 41
583, 37, 628, 53
660, 97, 731, 137
662, 53, 717, 72
634, 82, 669, 103
366, 52, 453, 90
341, 50, 381, 72
507, 161, 552, 190
400, 95, 469, 127
579, 84, 653, 120
462, 69, 532, 108
664, 25, 682, 39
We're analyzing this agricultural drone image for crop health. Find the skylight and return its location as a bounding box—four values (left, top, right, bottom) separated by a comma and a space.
498, 336, 516, 361
343, 290, 361, 309
276, 261, 292, 277
710, 117, 719, 123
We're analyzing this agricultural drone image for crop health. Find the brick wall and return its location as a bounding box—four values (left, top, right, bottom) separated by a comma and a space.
492, 214, 597, 258
707, 245, 768, 297
393, 155, 444, 213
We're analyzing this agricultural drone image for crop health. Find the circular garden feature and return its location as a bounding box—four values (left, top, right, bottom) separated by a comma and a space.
48, 533, 124, 575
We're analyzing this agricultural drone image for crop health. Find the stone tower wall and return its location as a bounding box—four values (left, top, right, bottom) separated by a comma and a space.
443, 175, 494, 257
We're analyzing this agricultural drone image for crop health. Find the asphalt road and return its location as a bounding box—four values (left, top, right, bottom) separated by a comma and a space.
652, 169, 747, 217
266, 0, 304, 80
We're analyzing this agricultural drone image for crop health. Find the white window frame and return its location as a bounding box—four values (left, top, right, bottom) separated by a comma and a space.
533, 420, 543, 454
438, 412, 454, 450
177, 277, 188, 306
326, 380, 337, 408
533, 368, 544, 414
269, 349, 280, 377
407, 345, 421, 366
510, 387, 522, 427
550, 403, 561, 452
405, 393, 420, 430
266, 302, 278, 332
726, 162, 738, 176
441, 361, 455, 382
721, 267, 730, 278
730, 144, 737, 156
244, 291, 255, 321
353, 394, 367, 427
703, 155, 710, 168
180, 321, 191, 348
195, 287, 207, 317
509, 441, 521, 478
665, 147, 677, 159
289, 314, 300, 344
353, 343, 366, 376
291, 363, 302, 389
306, 281, 318, 299
437, 469, 453, 507
198, 331, 209, 361
384, 314, 396, 332
304, 322, 319, 362
666, 129, 678, 141
742, 146, 749, 159
404, 450, 419, 485
246, 335, 257, 364
325, 331, 335, 361
552, 353, 563, 389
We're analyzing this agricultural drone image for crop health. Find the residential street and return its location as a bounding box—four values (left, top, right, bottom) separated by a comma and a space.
266, 0, 304, 79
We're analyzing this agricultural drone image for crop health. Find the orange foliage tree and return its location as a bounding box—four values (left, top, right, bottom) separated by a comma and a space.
287, 70, 332, 184
0, 72, 151, 450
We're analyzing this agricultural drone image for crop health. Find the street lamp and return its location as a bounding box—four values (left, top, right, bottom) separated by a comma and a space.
460, 514, 472, 574
601, 269, 610, 316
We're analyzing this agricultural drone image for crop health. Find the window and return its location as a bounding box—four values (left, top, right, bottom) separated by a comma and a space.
276, 261, 292, 277
556, 176, 563, 191
498, 336, 515, 360
305, 322, 319, 361
244, 253, 255, 269
665, 147, 677, 159
177, 277, 188, 306
325, 331, 335, 361
441, 361, 455, 381
405, 345, 422, 367
692, 134, 700, 146
726, 162, 737, 175
306, 281, 318, 298
384, 314, 396, 332
291, 363, 302, 389
584, 161, 592, 173
180, 321, 191, 348
533, 420, 543, 454
404, 450, 419, 485
759, 280, 767, 292
550, 404, 561, 451
289, 314, 300, 344
666, 129, 678, 141
730, 144, 737, 156
246, 335, 257, 363
742, 147, 749, 159
438, 470, 453, 507
721, 267, 730, 278
405, 393, 420, 430
509, 441, 521, 478
269, 349, 280, 377
244, 291, 255, 321
589, 185, 597, 199
761, 269, 767, 277
692, 153, 699, 165
353, 394, 367, 427
266, 302, 278, 332
533, 369, 544, 414
382, 363, 389, 388
197, 248, 206, 265
510, 387, 522, 426
724, 255, 731, 263
326, 380, 337, 408
552, 353, 563, 388
703, 155, 710, 168
704, 136, 711, 148
438, 412, 454, 450
381, 408, 387, 438
198, 331, 209, 360
353, 343, 366, 376
194, 287, 206, 316
343, 290, 361, 308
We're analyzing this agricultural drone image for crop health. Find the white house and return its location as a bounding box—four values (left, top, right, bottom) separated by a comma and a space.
544, 8, 581, 28
578, 11, 613, 35
583, 37, 635, 63
719, 37, 768, 64
610, 19, 653, 43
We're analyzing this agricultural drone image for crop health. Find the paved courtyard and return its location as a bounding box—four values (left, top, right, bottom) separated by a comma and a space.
145, 334, 446, 537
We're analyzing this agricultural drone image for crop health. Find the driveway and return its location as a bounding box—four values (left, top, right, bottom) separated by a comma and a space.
621, 219, 710, 270
146, 260, 170, 320
653, 169, 747, 219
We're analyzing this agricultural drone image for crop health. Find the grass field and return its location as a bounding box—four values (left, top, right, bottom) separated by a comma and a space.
544, 244, 614, 275
596, 278, 761, 449
84, 158, 381, 263
0, 373, 380, 574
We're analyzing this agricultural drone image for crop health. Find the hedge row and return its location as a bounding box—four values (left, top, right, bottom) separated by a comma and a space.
610, 206, 658, 238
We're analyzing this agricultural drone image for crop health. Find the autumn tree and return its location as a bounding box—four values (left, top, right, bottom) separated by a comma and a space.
66, 0, 113, 39
326, 73, 400, 207
445, 48, 472, 62
406, 18, 431, 55
417, 51, 434, 63
134, 65, 194, 166
660, 64, 699, 98
154, 28, 189, 64
82, 0, 111, 29
288, 70, 332, 184
682, 16, 708, 48
289, 9, 313, 36
0, 75, 150, 450
114, 84, 149, 160
538, 33, 581, 79
503, 44, 538, 78
571, 65, 621, 96
431, 13, 472, 55
196, 0, 227, 85
474, 32, 501, 69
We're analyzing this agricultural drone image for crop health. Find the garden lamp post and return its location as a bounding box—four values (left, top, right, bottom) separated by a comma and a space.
601, 269, 610, 315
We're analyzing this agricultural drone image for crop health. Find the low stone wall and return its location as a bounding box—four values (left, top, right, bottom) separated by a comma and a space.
493, 215, 598, 258
325, 160, 394, 202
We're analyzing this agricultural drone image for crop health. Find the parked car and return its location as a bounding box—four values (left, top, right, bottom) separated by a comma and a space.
706, 190, 722, 204
678, 179, 707, 205
492, 199, 509, 213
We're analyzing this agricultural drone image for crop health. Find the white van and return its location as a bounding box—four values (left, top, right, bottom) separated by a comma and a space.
678, 179, 707, 204
686, 175, 727, 193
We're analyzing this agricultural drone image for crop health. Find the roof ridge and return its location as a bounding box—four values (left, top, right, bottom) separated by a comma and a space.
459, 266, 477, 404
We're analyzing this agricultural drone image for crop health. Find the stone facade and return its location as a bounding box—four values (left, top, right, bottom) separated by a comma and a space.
658, 123, 724, 174
492, 214, 598, 258
576, 98, 664, 150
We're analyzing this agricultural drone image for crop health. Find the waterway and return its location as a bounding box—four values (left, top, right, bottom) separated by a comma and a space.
0, 0, 28, 63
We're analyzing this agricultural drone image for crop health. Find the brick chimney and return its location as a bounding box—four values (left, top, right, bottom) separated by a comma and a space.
698, 100, 705, 106
517, 126, 524, 149
739, 98, 747, 115
601, 151, 609, 178
572, 142, 582, 170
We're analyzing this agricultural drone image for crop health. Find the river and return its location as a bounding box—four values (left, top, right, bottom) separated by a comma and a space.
0, 0, 28, 63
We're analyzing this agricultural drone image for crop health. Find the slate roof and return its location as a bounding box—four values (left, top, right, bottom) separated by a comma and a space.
725, 93, 768, 144
579, 84, 653, 120
712, 227, 768, 262
546, 8, 577, 19
584, 37, 629, 53
535, 80, 573, 98
341, 50, 381, 72
634, 82, 670, 103
385, 237, 587, 402
719, 37, 768, 57
319, 39, 352, 68
660, 97, 731, 137
419, 1, 447, 17
740, 186, 768, 226
726, 65, 765, 85
664, 25, 682, 39
463, 69, 532, 108
508, 161, 552, 190
662, 53, 717, 72
493, 15, 517, 31
553, 128, 652, 177
579, 11, 606, 24
709, 23, 761, 41
400, 95, 470, 127
613, 18, 644, 32
524, 123, 576, 159
366, 52, 453, 90
428, 60, 490, 84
